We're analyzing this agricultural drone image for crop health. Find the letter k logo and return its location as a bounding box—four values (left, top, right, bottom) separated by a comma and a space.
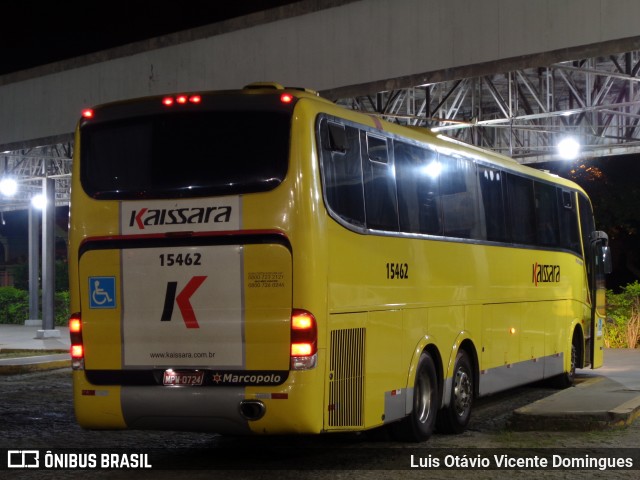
160, 276, 207, 328
135, 208, 147, 230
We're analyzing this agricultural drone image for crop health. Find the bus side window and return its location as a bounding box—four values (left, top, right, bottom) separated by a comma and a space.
506, 174, 536, 245
558, 189, 581, 254
478, 166, 508, 242
320, 121, 365, 227
363, 134, 399, 231
439, 155, 483, 239
328, 122, 348, 153
394, 141, 442, 235
578, 194, 596, 261
534, 181, 560, 246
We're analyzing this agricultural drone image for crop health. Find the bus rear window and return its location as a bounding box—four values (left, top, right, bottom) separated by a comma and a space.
80, 111, 291, 199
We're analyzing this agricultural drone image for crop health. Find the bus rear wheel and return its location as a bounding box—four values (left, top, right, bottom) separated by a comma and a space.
391, 351, 438, 442
551, 339, 577, 389
437, 350, 473, 434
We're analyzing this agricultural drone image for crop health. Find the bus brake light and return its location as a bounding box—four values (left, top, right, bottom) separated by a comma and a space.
71, 345, 84, 359
290, 309, 317, 370
69, 314, 84, 370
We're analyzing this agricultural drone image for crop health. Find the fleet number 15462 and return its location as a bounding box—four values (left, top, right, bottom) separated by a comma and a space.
159, 253, 202, 267
386, 262, 409, 280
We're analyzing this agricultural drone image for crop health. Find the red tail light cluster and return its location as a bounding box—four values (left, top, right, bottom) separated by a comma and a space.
69, 314, 84, 370
162, 94, 202, 106
290, 309, 317, 370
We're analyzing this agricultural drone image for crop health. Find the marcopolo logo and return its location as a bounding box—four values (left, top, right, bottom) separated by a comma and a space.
532, 262, 560, 287
211, 371, 287, 386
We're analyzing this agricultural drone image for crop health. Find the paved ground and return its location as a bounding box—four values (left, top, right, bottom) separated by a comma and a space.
1, 324, 640, 429
1, 324, 640, 478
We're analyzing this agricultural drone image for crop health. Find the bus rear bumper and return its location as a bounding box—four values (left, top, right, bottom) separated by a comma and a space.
72, 368, 324, 435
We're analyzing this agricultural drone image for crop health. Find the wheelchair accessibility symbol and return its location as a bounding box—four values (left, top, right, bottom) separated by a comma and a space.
89, 277, 116, 309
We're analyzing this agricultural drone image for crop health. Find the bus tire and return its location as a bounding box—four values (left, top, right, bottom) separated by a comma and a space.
551, 339, 577, 389
437, 350, 473, 434
391, 351, 438, 442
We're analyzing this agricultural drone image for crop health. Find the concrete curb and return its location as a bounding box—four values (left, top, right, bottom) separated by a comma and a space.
0, 352, 70, 375
509, 376, 640, 431
610, 396, 640, 426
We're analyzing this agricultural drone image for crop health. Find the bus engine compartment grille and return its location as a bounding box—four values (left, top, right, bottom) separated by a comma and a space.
328, 327, 365, 427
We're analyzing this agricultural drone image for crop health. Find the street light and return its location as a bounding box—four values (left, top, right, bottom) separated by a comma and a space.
0, 178, 17, 196
31, 194, 46, 210
557, 137, 581, 160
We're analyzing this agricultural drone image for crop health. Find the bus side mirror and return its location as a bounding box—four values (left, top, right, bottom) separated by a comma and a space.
600, 245, 612, 274
591, 231, 612, 275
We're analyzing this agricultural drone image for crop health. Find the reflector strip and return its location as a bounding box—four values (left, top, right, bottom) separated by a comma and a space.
81, 390, 108, 397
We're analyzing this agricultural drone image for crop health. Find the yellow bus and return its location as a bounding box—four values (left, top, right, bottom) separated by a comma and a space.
68, 83, 611, 441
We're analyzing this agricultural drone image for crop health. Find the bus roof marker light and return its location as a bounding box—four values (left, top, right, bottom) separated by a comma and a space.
280, 93, 294, 104
162, 97, 174, 106
176, 95, 188, 104
189, 95, 202, 104
81, 109, 94, 119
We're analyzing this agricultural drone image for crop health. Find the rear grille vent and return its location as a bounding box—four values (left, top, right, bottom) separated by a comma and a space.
328, 328, 365, 427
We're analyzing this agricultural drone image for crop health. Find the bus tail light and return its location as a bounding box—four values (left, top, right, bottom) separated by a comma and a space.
290, 309, 317, 370
69, 313, 85, 371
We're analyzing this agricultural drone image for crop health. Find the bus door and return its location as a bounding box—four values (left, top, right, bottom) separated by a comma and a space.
578, 194, 611, 369
589, 230, 612, 369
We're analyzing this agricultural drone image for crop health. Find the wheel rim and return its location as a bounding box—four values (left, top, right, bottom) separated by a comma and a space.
453, 368, 472, 417
415, 370, 433, 424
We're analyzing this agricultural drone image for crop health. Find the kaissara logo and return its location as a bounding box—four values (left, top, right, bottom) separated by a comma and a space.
532, 262, 560, 286
129, 205, 232, 230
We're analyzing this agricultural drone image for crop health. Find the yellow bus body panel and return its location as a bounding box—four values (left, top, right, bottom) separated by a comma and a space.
69, 89, 600, 435
72, 372, 126, 429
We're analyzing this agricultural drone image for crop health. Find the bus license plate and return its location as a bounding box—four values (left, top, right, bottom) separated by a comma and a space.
163, 370, 204, 386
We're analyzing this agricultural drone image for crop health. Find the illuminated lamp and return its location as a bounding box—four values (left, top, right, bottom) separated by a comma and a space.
557, 137, 580, 160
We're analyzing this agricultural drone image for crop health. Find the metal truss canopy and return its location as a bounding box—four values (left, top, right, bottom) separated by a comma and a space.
335, 49, 640, 164
0, 144, 72, 212
3, 49, 640, 211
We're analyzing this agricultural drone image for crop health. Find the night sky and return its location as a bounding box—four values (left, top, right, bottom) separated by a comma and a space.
1, 1, 298, 75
